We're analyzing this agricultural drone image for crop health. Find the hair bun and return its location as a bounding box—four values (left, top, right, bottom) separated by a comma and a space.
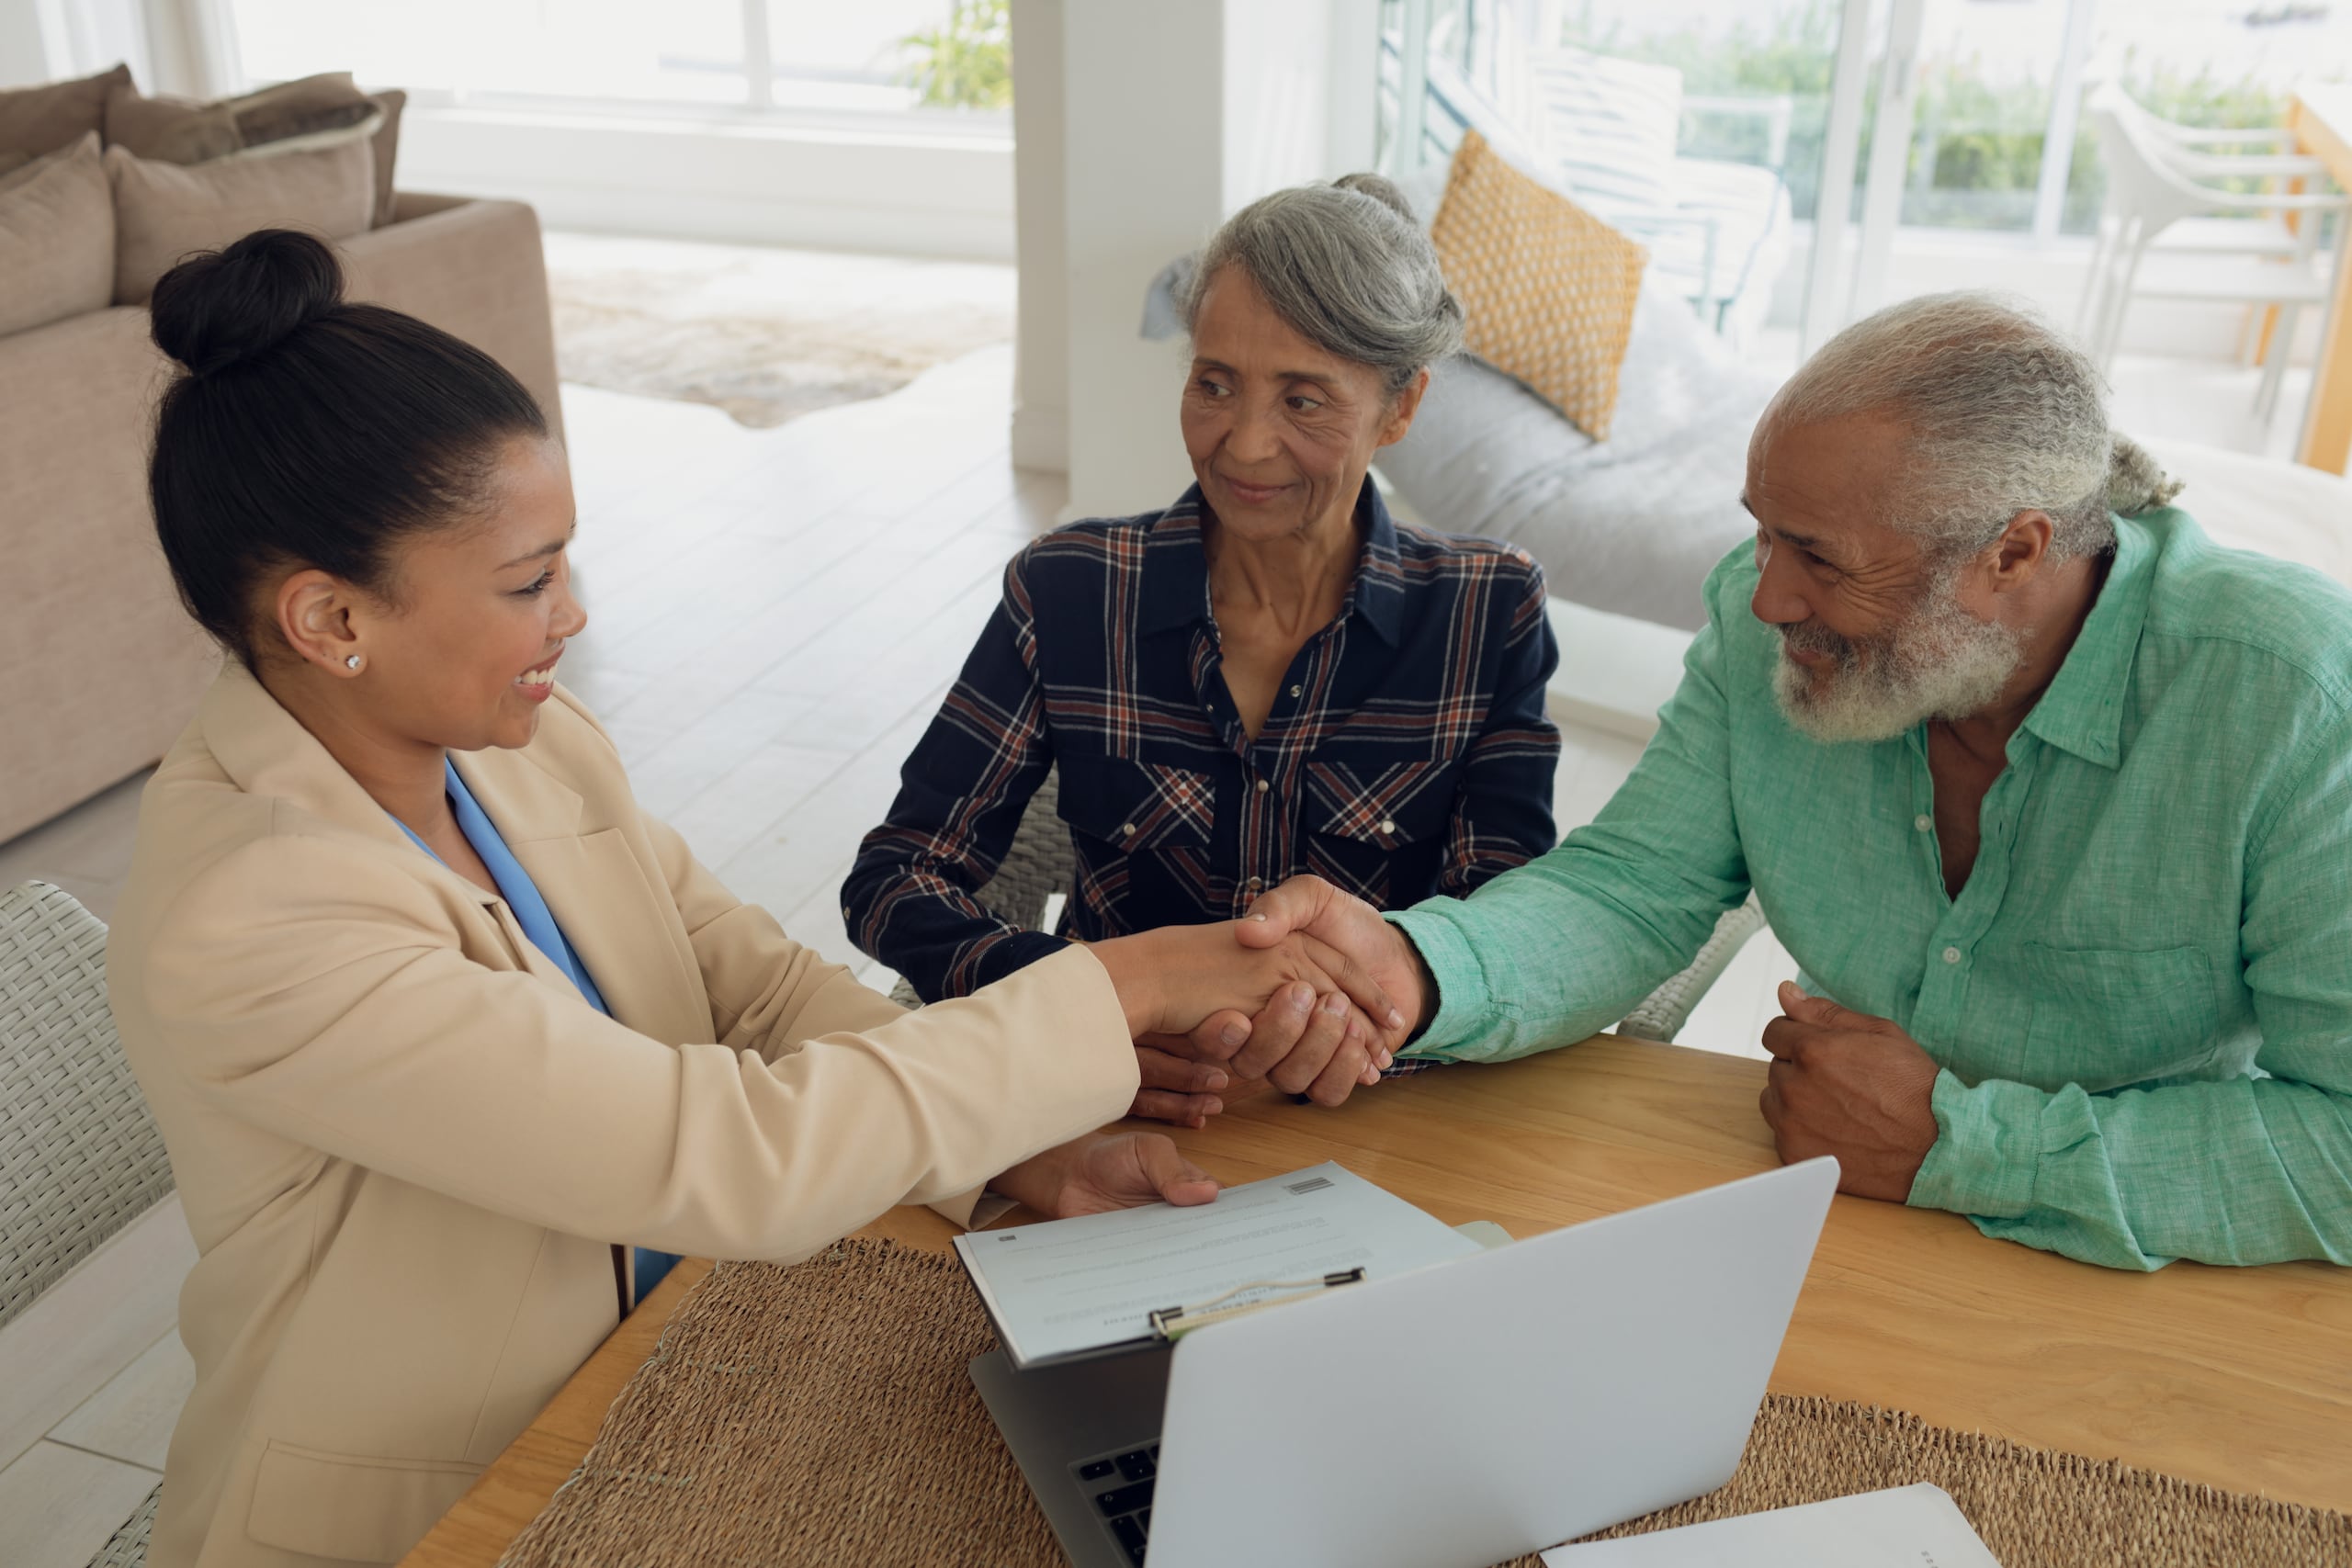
1333, 171, 1419, 224
149, 229, 346, 378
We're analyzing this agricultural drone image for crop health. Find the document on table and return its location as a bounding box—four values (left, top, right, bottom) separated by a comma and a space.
1541, 1484, 2001, 1567
952, 1161, 1482, 1370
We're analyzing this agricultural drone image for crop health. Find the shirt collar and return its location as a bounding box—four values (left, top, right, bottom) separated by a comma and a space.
1136, 478, 1408, 646
2020, 514, 2157, 769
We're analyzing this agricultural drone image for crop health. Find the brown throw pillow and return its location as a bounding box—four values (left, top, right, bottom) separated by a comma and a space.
368, 88, 405, 226
0, 62, 132, 159
1429, 129, 1647, 442
0, 132, 114, 336
104, 73, 380, 164
106, 139, 376, 305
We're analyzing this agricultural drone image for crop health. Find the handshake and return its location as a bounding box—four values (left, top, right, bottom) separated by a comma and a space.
1084, 874, 1434, 1127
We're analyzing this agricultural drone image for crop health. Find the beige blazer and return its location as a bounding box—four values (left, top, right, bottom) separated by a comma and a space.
107, 665, 1139, 1568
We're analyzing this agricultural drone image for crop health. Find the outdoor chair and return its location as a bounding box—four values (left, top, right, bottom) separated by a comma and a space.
2078, 84, 2347, 423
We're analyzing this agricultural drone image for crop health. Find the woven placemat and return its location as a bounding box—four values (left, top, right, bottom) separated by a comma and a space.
498, 1239, 2352, 1568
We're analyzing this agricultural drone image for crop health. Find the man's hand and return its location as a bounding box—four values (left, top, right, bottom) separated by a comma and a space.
1758, 982, 1942, 1201
1235, 875, 1430, 1060
989, 1131, 1220, 1218
1090, 920, 1400, 1060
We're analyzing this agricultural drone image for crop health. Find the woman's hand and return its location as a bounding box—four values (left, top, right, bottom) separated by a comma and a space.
988, 1131, 1220, 1218
1127, 1043, 1229, 1127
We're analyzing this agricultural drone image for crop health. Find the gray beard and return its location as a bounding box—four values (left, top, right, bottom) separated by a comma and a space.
1770, 577, 2026, 744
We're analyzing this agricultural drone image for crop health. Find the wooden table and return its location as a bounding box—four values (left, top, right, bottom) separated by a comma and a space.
2290, 83, 2352, 474
401, 1036, 2352, 1566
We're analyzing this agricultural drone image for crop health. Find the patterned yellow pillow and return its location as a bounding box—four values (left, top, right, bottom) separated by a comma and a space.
1430, 129, 1647, 441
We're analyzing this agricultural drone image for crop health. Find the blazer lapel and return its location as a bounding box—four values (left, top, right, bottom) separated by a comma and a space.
454, 749, 714, 1047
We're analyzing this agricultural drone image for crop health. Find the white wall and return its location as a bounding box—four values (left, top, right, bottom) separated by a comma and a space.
393, 108, 1015, 260
0, 0, 58, 89
1009, 0, 1068, 471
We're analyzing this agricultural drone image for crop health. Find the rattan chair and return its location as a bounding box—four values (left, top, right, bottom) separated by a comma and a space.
878, 773, 1763, 1043
0, 880, 175, 1567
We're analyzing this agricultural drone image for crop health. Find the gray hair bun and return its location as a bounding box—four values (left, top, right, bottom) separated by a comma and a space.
1331, 171, 1419, 224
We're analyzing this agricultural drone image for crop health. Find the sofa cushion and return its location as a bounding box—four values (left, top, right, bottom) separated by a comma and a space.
1429, 128, 1647, 442
368, 89, 406, 227
0, 62, 132, 159
104, 73, 383, 164
0, 133, 114, 338
107, 138, 376, 305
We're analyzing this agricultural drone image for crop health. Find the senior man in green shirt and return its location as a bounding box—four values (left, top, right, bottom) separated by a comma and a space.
1227, 291, 2352, 1271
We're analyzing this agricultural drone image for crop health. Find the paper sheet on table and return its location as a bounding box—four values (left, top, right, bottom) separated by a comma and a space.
1542, 1484, 2001, 1567
952, 1161, 1481, 1369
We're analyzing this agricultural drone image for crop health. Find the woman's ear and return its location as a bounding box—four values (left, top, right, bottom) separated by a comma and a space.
273, 569, 365, 675
1375, 367, 1431, 450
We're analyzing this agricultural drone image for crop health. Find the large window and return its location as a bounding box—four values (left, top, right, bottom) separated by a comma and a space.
1549, 0, 2351, 239
224, 0, 1010, 121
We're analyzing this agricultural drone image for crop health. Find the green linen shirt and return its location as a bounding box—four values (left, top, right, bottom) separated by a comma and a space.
1390, 510, 2352, 1270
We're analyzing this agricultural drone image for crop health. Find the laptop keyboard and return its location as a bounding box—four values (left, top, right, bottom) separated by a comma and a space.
1070, 1441, 1159, 1564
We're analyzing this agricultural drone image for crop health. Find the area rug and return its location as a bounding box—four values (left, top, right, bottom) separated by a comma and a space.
544, 232, 1016, 429
495, 1239, 2352, 1567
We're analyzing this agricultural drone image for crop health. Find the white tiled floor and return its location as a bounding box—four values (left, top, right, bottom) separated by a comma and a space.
0, 320, 2313, 1562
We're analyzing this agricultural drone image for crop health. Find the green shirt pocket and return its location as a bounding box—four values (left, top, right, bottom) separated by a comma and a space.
2020, 942, 2221, 1092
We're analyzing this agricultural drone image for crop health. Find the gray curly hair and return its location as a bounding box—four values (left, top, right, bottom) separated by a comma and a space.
1180, 173, 1465, 399
1770, 291, 2183, 562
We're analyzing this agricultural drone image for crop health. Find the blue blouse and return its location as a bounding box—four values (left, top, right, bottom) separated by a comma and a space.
392, 759, 678, 1305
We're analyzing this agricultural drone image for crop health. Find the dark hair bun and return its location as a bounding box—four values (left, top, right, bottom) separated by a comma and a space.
149, 229, 346, 378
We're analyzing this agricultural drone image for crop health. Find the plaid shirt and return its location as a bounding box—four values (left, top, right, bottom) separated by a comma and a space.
844, 481, 1561, 1003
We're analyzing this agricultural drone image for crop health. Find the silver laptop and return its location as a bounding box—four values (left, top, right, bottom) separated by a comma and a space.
972, 1156, 1839, 1568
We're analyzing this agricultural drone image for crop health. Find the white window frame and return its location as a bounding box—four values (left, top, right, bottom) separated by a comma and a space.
181, 0, 1012, 139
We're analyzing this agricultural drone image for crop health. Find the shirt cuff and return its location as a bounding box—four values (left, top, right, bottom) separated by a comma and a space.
1907, 1069, 2048, 1221
1384, 905, 1488, 1057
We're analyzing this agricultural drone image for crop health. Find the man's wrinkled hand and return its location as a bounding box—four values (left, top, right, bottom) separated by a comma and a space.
1236, 874, 1426, 1056
1758, 982, 1941, 1201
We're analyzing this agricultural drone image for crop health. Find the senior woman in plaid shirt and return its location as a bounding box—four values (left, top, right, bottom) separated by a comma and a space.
846, 175, 1562, 1123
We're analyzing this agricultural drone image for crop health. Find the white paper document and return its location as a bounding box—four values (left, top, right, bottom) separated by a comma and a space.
952, 1161, 1481, 1369
1542, 1484, 2001, 1567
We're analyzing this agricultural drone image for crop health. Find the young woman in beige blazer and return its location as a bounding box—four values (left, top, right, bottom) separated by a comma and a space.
106, 231, 1401, 1568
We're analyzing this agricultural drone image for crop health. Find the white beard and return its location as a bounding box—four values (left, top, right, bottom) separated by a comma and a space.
1771, 578, 2025, 744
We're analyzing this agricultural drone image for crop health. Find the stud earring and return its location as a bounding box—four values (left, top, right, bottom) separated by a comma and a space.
344, 655, 362, 671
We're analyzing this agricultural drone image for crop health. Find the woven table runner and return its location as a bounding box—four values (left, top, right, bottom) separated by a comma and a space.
498, 1238, 2351, 1568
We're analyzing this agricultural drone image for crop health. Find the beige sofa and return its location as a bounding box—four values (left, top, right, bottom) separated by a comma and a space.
0, 192, 564, 844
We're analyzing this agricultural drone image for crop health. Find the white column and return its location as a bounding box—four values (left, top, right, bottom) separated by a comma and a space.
1010, 0, 1070, 473
1052, 0, 1361, 521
